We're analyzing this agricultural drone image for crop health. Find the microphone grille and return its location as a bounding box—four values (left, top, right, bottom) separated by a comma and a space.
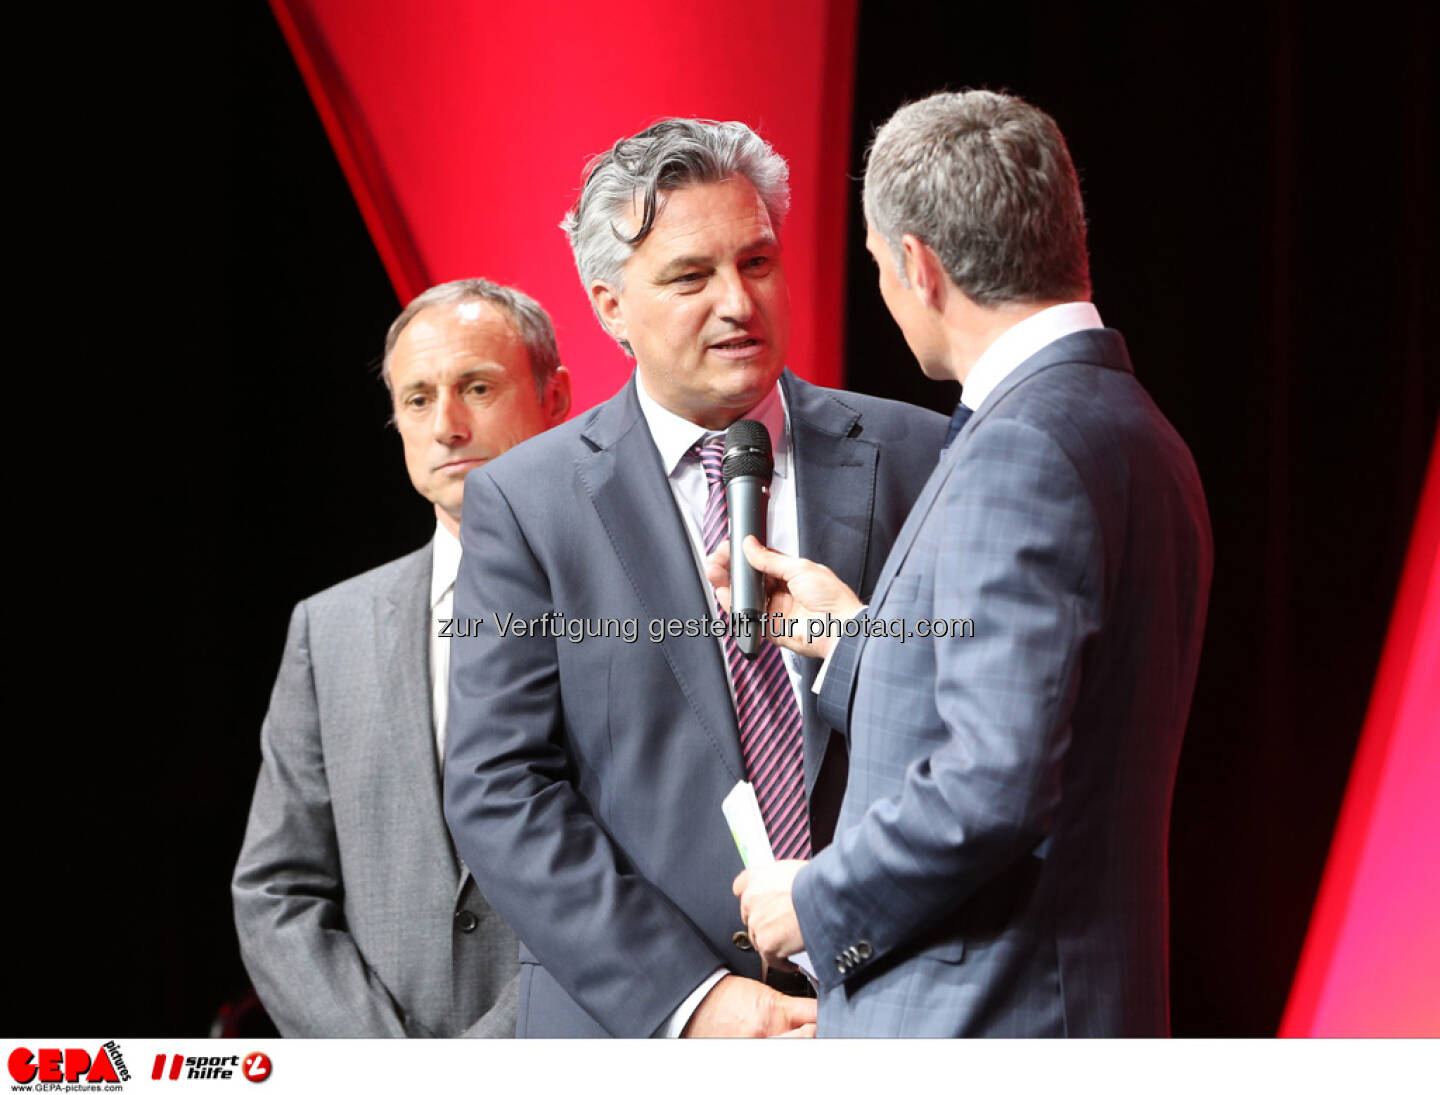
722, 419, 773, 484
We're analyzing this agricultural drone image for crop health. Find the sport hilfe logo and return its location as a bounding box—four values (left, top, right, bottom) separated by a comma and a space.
151, 1052, 271, 1082
7, 1045, 125, 1084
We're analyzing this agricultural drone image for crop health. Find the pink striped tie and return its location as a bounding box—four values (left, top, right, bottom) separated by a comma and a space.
696, 434, 811, 861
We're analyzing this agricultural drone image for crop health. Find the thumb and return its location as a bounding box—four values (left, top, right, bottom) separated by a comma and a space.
742, 535, 803, 582
732, 869, 750, 897
782, 994, 818, 1027
772, 1022, 817, 1039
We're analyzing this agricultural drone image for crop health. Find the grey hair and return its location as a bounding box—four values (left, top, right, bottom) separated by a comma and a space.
863, 90, 1090, 306
381, 277, 561, 397
560, 118, 790, 353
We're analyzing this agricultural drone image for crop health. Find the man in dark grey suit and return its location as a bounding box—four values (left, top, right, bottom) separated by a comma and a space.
729, 90, 1213, 1035
233, 278, 571, 1036
443, 119, 946, 1037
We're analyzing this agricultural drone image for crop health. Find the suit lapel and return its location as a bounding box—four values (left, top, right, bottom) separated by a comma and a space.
865, 447, 959, 609
576, 379, 745, 781
374, 547, 463, 894
784, 374, 877, 792
785, 374, 874, 595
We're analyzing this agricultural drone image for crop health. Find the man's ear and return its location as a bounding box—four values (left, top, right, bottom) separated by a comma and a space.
590, 280, 627, 344
544, 366, 573, 424
901, 234, 947, 310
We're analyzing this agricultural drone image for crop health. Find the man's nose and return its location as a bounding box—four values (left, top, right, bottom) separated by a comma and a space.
714, 267, 756, 325
433, 390, 470, 443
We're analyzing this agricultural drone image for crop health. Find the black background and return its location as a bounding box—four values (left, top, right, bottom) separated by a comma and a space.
6, 1, 1432, 1037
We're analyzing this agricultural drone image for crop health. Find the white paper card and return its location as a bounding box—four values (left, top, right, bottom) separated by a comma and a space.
722, 781, 818, 983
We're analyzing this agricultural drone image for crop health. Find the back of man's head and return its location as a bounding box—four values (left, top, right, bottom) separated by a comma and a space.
561, 118, 790, 334
864, 90, 1090, 306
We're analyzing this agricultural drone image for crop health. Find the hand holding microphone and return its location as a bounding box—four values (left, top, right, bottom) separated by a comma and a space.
710, 419, 864, 659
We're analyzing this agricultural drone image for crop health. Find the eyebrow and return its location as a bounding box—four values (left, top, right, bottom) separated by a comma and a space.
396, 364, 506, 395
654, 235, 779, 281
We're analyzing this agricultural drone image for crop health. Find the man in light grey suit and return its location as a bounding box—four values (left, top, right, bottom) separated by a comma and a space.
728, 90, 1213, 1035
443, 119, 946, 1037
233, 278, 571, 1036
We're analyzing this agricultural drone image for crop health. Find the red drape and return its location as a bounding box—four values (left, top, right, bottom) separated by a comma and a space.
269, 0, 857, 415
1281, 425, 1440, 1036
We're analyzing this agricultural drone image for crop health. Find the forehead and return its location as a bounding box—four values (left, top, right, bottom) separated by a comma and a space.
390, 302, 528, 381
628, 176, 776, 261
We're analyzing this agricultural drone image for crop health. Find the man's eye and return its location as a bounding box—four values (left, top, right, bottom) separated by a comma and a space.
466, 383, 490, 397
745, 255, 770, 269
674, 272, 704, 284
405, 394, 430, 410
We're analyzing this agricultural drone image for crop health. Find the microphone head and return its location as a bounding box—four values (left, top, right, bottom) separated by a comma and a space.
722, 419, 773, 485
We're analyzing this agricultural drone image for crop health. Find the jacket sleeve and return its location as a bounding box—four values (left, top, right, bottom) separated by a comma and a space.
793, 418, 1103, 990
443, 469, 725, 1036
232, 601, 424, 1037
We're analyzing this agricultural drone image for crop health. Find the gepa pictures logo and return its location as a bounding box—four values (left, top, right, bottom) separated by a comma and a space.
7, 1043, 126, 1085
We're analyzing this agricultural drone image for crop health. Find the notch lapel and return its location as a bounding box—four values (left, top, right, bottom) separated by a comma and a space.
784, 374, 879, 795
375, 548, 463, 896
576, 380, 746, 781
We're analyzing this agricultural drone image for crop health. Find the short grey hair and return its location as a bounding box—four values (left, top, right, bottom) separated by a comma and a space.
561, 118, 790, 352
864, 90, 1090, 306
381, 277, 561, 397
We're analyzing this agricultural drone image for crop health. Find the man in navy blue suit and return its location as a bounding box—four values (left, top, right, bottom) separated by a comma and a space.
726, 90, 1213, 1035
443, 119, 946, 1037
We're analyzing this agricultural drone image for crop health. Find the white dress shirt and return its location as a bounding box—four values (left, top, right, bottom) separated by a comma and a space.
429, 521, 462, 761
633, 371, 804, 1035
633, 372, 805, 706
960, 301, 1103, 412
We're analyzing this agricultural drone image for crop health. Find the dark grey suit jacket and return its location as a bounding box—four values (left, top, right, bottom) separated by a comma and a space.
233, 545, 518, 1037
444, 372, 946, 1036
795, 330, 1213, 1035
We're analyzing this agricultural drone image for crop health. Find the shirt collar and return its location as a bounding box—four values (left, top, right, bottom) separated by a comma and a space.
430, 520, 462, 607
634, 369, 791, 480
961, 301, 1103, 411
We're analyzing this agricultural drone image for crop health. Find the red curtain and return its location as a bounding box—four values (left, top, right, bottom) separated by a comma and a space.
1281, 426, 1440, 1036
269, 0, 857, 415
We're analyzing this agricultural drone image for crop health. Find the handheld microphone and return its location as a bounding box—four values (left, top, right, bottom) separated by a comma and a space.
722, 419, 774, 659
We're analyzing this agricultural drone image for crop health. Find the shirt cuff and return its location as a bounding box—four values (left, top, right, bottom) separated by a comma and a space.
655, 968, 727, 1037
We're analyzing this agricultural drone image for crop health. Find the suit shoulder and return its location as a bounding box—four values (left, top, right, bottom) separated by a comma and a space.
794, 379, 948, 443
301, 544, 430, 614
475, 409, 597, 490
990, 361, 1189, 459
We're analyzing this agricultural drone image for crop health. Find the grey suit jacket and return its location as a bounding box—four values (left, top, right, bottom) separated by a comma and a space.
233, 545, 518, 1037
444, 372, 946, 1036
796, 330, 1213, 1036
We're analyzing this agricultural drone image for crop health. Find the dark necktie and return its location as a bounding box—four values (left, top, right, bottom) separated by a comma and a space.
695, 434, 811, 861
943, 401, 974, 449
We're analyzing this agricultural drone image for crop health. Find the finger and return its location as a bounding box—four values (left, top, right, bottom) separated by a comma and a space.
704, 541, 731, 586
732, 869, 750, 897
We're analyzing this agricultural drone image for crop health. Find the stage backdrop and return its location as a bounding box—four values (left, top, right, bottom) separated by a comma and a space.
1281, 429, 1440, 1036
270, 0, 858, 414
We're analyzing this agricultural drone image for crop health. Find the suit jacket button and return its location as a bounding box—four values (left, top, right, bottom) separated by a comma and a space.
732, 931, 754, 952
856, 941, 873, 960
454, 909, 479, 933
835, 956, 847, 973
